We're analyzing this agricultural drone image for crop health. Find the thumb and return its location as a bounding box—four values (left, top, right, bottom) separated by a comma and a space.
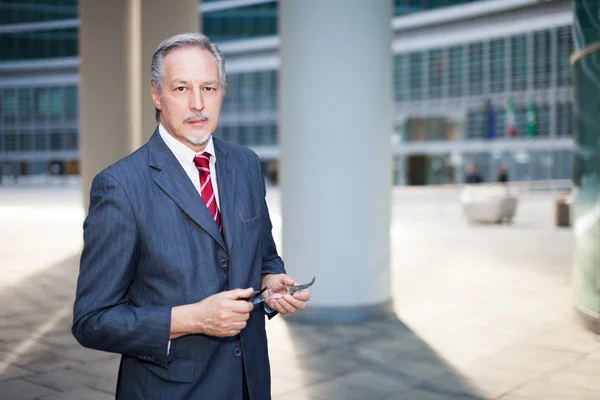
226, 287, 255, 300
282, 275, 296, 286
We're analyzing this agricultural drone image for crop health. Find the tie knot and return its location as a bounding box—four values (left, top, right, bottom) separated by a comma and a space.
193, 152, 211, 170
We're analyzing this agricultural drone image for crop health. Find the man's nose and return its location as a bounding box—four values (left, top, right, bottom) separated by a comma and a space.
190, 89, 204, 111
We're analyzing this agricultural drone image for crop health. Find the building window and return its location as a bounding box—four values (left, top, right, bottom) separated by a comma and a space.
489, 38, 505, 93
35, 133, 47, 151
515, 104, 528, 138
537, 104, 551, 137
64, 132, 78, 150
556, 102, 573, 137
221, 70, 278, 117
0, 0, 77, 25
408, 52, 423, 100
267, 70, 278, 111
35, 88, 49, 120
2, 88, 19, 123
18, 87, 31, 122
50, 132, 63, 150
428, 49, 443, 99
268, 124, 278, 145
202, 2, 277, 42
4, 133, 17, 152
0, 28, 78, 61
494, 106, 505, 138
468, 42, 483, 95
511, 35, 528, 92
394, 54, 405, 102
64, 86, 78, 120
467, 109, 485, 139
533, 30, 551, 89
18, 133, 32, 151
556, 26, 572, 87
448, 46, 463, 97
393, 0, 482, 17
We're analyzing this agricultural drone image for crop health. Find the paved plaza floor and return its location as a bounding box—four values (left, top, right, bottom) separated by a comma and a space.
0, 183, 598, 399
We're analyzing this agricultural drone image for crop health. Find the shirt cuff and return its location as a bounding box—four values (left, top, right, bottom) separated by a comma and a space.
167, 340, 171, 356
264, 304, 274, 314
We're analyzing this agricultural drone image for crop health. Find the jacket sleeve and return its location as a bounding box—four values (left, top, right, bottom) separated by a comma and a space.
72, 171, 171, 368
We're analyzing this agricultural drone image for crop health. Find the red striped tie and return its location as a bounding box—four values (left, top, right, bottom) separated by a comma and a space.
193, 153, 222, 232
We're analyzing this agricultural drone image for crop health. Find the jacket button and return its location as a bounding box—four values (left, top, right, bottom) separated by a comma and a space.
220, 259, 228, 268
234, 348, 242, 357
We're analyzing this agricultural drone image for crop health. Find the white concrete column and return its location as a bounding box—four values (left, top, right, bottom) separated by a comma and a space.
279, 0, 394, 322
78, 0, 198, 209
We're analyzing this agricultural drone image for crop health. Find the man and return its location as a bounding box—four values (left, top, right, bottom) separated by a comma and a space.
496, 164, 509, 183
465, 163, 483, 184
72, 33, 311, 399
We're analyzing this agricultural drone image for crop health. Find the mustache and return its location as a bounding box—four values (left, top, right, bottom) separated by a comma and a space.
184, 113, 209, 122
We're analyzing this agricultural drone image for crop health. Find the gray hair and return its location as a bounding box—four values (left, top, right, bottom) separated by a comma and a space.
151, 33, 226, 122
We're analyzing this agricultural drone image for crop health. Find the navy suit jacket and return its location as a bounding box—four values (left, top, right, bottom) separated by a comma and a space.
72, 129, 285, 399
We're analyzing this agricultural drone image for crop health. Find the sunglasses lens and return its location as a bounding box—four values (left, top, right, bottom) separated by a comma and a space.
269, 286, 287, 299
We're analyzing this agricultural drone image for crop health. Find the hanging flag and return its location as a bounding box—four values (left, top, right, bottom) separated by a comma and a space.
486, 100, 496, 140
527, 100, 537, 137
505, 97, 516, 138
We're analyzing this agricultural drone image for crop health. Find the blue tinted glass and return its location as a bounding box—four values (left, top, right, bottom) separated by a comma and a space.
0, 28, 78, 61
394, 0, 483, 16
0, 0, 77, 25
202, 2, 277, 42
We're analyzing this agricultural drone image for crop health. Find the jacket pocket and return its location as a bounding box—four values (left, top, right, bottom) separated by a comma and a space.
140, 358, 195, 383
242, 212, 262, 232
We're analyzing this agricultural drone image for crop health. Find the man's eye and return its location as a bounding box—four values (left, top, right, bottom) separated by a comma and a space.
204, 87, 215, 92
176, 87, 186, 92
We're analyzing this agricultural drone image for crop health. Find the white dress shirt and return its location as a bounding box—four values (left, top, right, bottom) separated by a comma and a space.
158, 123, 221, 209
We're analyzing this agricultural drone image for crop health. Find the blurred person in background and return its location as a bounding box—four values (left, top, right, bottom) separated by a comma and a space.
496, 164, 509, 183
72, 33, 311, 400
465, 163, 483, 184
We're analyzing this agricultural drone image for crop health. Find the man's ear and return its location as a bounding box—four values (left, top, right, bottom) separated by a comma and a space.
151, 83, 161, 111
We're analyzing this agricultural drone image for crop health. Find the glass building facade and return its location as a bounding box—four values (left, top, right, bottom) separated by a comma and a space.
202, 1, 277, 42
0, 0, 79, 179
392, 23, 574, 185
0, 0, 575, 187
571, 0, 600, 333
0, 0, 77, 24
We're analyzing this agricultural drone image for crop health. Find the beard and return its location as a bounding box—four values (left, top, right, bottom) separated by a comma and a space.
183, 112, 211, 145
186, 134, 211, 145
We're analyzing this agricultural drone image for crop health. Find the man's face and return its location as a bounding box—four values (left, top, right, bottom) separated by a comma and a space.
152, 46, 223, 151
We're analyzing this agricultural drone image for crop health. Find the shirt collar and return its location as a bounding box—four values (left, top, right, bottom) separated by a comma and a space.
158, 123, 216, 165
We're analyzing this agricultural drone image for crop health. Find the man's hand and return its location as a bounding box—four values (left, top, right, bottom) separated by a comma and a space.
261, 274, 311, 315
170, 288, 254, 339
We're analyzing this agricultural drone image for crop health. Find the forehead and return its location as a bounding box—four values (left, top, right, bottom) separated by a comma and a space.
163, 46, 219, 78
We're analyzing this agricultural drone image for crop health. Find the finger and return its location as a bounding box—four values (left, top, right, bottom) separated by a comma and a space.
230, 300, 254, 314
225, 287, 255, 300
265, 298, 287, 315
281, 275, 296, 286
222, 321, 247, 336
229, 311, 251, 322
284, 294, 306, 309
292, 290, 311, 302
276, 297, 297, 313
231, 321, 247, 331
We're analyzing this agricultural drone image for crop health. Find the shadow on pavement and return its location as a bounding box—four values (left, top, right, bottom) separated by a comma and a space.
270, 316, 484, 400
0, 253, 119, 399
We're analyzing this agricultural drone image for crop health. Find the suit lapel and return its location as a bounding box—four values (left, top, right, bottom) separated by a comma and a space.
214, 139, 236, 253
148, 131, 227, 251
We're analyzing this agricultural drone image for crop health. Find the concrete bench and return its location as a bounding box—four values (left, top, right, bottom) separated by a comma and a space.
460, 184, 518, 224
